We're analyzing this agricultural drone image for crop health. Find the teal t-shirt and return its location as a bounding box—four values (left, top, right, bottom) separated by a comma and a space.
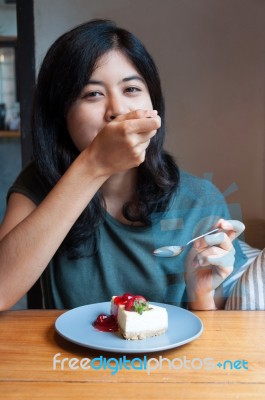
8, 163, 247, 309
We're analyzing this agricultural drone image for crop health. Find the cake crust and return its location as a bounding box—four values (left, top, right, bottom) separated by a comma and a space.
119, 327, 167, 340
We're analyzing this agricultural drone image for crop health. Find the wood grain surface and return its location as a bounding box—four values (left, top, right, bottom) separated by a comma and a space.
0, 310, 264, 399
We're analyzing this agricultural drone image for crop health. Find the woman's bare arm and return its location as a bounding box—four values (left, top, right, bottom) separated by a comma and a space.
0, 151, 108, 310
0, 111, 160, 310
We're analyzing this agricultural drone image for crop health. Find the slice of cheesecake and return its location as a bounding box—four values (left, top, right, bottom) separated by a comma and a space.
111, 294, 168, 340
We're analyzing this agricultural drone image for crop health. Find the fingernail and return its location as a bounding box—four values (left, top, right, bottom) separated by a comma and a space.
225, 220, 245, 233
204, 232, 225, 246
148, 110, 157, 118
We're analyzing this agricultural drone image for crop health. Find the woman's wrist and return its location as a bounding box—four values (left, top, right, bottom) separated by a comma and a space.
187, 290, 217, 311
77, 147, 111, 181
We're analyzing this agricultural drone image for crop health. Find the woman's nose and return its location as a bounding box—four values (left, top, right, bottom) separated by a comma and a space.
105, 95, 126, 122
108, 114, 118, 121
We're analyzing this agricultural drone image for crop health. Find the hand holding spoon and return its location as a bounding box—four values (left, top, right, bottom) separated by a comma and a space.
153, 228, 220, 257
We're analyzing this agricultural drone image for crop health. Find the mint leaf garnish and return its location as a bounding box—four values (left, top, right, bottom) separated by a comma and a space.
133, 300, 150, 315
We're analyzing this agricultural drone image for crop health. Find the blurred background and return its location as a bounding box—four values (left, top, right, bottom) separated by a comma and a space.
0, 0, 20, 227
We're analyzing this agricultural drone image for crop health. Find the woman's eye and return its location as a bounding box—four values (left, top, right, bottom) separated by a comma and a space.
89, 91, 103, 97
82, 91, 103, 99
125, 86, 141, 93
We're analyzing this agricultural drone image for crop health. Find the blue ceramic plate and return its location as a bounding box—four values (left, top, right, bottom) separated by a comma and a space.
55, 302, 203, 353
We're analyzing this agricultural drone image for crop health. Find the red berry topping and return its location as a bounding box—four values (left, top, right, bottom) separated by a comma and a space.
124, 298, 136, 311
124, 295, 148, 313
122, 293, 135, 301
93, 314, 118, 332
114, 293, 134, 305
93, 293, 150, 332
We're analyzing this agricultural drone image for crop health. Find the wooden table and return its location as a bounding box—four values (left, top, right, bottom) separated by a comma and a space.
0, 310, 264, 399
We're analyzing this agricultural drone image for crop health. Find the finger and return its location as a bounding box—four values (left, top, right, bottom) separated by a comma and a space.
135, 127, 158, 143
133, 115, 161, 136
194, 251, 234, 287
194, 232, 232, 252
112, 116, 160, 142
133, 141, 150, 164
136, 139, 151, 152
114, 109, 158, 122
193, 247, 235, 269
208, 250, 235, 269
215, 219, 245, 240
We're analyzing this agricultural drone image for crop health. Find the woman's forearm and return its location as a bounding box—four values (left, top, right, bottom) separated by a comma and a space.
0, 149, 109, 310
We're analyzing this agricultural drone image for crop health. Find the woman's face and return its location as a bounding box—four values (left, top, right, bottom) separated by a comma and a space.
66, 50, 153, 151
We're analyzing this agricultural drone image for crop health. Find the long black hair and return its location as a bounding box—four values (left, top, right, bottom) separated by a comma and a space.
32, 19, 180, 256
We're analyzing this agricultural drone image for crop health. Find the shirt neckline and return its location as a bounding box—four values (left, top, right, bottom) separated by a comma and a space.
104, 211, 152, 232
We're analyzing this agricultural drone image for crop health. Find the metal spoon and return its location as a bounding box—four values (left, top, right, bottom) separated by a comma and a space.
153, 228, 220, 257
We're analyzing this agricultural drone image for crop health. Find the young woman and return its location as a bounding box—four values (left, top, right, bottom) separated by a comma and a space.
0, 19, 246, 310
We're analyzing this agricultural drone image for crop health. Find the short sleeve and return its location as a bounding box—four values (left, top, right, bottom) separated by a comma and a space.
7, 162, 49, 206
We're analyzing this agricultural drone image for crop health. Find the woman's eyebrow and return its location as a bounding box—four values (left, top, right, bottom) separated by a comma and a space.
87, 79, 104, 86
86, 75, 145, 86
121, 75, 145, 83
